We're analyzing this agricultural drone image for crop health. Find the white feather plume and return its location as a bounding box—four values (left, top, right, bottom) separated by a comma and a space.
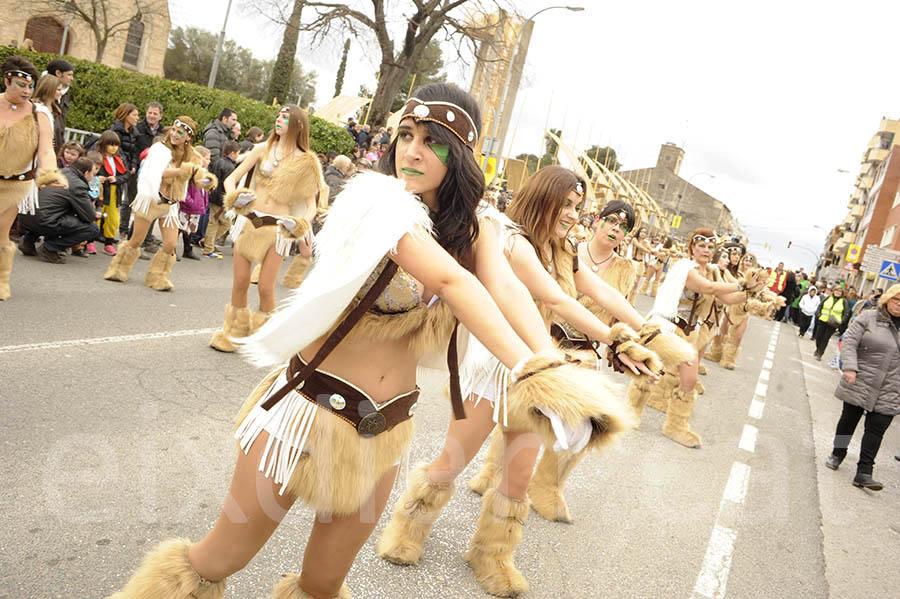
239, 171, 433, 367
648, 258, 697, 320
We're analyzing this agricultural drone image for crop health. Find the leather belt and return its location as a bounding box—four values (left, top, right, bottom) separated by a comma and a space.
283, 354, 420, 437
158, 193, 177, 205
248, 212, 279, 228
0, 169, 36, 181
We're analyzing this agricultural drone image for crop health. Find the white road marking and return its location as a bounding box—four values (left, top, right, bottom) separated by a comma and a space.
692, 524, 738, 599
749, 399, 765, 420
755, 382, 768, 397
765, 351, 775, 360
759, 370, 770, 382
722, 462, 751, 504
763, 359, 773, 369
739, 424, 758, 453
0, 328, 217, 354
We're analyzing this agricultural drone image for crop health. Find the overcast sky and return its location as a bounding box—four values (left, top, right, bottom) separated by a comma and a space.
169, 0, 900, 271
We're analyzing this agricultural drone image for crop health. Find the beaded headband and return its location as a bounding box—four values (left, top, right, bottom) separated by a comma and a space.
4, 70, 34, 82
173, 119, 194, 136
399, 97, 478, 149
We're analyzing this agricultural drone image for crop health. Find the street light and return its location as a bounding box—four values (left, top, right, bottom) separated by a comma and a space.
481, 5, 584, 173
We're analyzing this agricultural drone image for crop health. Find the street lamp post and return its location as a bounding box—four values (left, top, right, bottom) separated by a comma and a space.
208, 0, 234, 88
481, 5, 584, 173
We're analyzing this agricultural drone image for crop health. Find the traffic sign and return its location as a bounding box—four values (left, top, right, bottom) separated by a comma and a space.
878, 260, 900, 281
846, 244, 860, 263
861, 244, 900, 273
671, 215, 682, 229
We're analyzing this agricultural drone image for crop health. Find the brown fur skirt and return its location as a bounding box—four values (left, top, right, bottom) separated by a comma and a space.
133, 199, 176, 224
0, 180, 32, 214
234, 367, 415, 516
235, 220, 279, 264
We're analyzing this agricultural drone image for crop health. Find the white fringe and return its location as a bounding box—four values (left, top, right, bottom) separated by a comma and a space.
230, 213, 247, 241
460, 336, 509, 427
275, 229, 293, 258
161, 204, 180, 229
234, 372, 319, 496
17, 181, 38, 215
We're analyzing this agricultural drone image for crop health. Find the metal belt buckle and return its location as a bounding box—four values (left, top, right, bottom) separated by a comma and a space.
251, 216, 263, 228
358, 412, 386, 437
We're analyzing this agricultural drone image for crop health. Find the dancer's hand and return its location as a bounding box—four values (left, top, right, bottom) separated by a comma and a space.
618, 353, 660, 380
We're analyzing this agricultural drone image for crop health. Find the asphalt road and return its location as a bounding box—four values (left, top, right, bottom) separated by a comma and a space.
1, 246, 898, 599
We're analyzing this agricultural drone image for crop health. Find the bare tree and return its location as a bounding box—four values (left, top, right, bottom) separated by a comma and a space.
24, 0, 167, 63
248, 0, 511, 126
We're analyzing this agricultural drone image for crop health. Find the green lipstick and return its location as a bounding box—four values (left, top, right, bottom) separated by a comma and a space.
402, 167, 424, 176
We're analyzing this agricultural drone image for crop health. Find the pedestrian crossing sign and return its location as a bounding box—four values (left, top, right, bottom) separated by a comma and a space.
879, 260, 900, 281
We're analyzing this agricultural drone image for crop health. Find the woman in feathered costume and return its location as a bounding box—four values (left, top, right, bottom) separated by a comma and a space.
103, 116, 217, 290
628, 229, 768, 447
377, 167, 662, 596
108, 84, 641, 599
209, 105, 325, 352
0, 56, 68, 301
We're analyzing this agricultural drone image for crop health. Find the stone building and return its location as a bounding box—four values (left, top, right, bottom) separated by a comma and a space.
618, 143, 745, 243
1, 0, 170, 76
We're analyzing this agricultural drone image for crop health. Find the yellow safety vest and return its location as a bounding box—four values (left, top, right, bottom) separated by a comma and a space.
818, 296, 845, 324
767, 269, 787, 292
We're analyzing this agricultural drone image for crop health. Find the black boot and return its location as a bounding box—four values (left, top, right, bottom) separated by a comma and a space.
18, 234, 37, 256
182, 233, 199, 260
825, 454, 844, 470
853, 472, 883, 491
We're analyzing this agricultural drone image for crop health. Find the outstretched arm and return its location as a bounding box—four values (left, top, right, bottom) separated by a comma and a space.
574, 257, 644, 329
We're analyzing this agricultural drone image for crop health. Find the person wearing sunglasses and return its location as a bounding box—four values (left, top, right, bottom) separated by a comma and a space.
103, 116, 217, 290
630, 229, 769, 447
0, 56, 68, 301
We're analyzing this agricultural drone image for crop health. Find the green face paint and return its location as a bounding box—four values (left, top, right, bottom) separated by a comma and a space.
430, 144, 449, 165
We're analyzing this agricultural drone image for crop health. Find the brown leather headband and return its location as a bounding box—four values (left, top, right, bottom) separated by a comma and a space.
399, 97, 478, 148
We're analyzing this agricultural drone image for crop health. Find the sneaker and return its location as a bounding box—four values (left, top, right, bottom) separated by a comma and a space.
18, 236, 37, 256
205, 250, 223, 259
38, 244, 67, 264
85, 241, 97, 255
71, 248, 89, 258
103, 244, 117, 256
139, 248, 151, 260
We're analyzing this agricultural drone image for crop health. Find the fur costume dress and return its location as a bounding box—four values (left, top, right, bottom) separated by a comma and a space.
0, 106, 67, 300
103, 141, 216, 290
376, 213, 647, 597
209, 150, 326, 351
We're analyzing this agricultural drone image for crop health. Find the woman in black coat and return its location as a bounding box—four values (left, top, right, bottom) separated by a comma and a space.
825, 284, 900, 490
111, 103, 139, 235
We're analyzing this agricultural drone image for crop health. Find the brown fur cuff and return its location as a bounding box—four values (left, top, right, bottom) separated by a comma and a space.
36, 167, 68, 189
609, 322, 640, 345
279, 216, 311, 240
193, 168, 218, 191
613, 340, 663, 376
224, 187, 255, 215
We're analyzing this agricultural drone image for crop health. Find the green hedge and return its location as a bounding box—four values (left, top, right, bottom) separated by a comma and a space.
0, 47, 354, 155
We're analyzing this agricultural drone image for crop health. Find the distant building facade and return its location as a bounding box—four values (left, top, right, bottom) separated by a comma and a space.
1, 0, 170, 76
618, 143, 745, 242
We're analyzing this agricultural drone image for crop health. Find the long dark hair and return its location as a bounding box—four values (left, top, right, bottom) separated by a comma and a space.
378, 83, 483, 269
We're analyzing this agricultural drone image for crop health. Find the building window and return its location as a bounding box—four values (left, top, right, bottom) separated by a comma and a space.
880, 132, 894, 150
658, 183, 666, 190
24, 16, 68, 54
882, 226, 896, 247
665, 156, 670, 161
122, 16, 144, 67
893, 190, 900, 209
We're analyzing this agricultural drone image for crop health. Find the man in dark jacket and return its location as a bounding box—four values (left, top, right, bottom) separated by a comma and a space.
324, 155, 354, 204
134, 102, 163, 156
46, 58, 74, 132
203, 141, 241, 257
18, 158, 100, 264
203, 108, 237, 160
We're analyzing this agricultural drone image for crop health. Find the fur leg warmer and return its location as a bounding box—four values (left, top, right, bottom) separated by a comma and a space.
706, 336, 724, 363
698, 364, 708, 376
695, 381, 706, 395
639, 277, 650, 295
720, 343, 740, 370
527, 447, 585, 523
271, 574, 351, 599
144, 250, 176, 291
282, 255, 312, 289
104, 242, 141, 283
209, 304, 252, 352
465, 488, 530, 597
662, 388, 701, 448
650, 279, 659, 297
645, 372, 678, 413
0, 243, 14, 301
469, 428, 504, 496
376, 464, 455, 565
627, 376, 652, 422
251, 310, 272, 335
106, 538, 225, 599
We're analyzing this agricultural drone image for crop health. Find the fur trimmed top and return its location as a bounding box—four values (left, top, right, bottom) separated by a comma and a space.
254, 150, 327, 215
578, 252, 636, 325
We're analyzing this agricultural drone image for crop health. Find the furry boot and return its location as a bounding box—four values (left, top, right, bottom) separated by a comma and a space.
628, 377, 652, 421
698, 364, 708, 375
271, 574, 351, 599
695, 380, 705, 395
527, 448, 585, 523
706, 336, 724, 363
104, 242, 141, 282
662, 388, 701, 448
469, 428, 504, 496
250, 263, 261, 285
376, 464, 455, 565
465, 488, 530, 597
720, 343, 740, 370
209, 304, 251, 352
106, 538, 225, 599
282, 255, 312, 289
650, 279, 659, 297
0, 243, 14, 301
250, 310, 272, 335
639, 277, 650, 295
144, 250, 176, 291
